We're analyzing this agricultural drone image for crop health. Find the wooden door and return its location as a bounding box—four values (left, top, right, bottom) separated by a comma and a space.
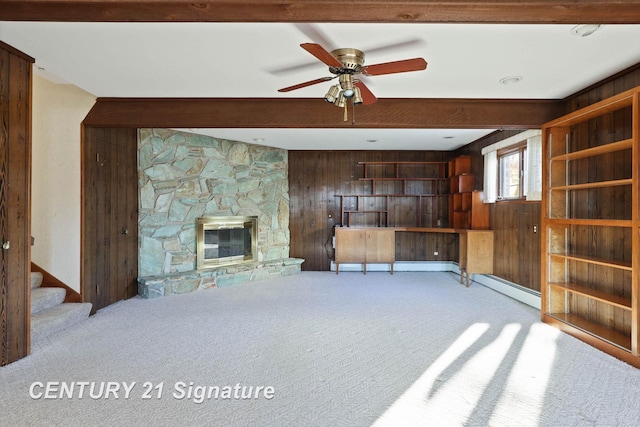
82, 127, 138, 313
0, 43, 32, 365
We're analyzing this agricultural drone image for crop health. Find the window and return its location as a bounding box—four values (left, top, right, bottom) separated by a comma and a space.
481, 130, 542, 203
498, 143, 526, 200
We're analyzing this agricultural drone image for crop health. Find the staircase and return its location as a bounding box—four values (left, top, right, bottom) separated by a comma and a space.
30, 271, 92, 343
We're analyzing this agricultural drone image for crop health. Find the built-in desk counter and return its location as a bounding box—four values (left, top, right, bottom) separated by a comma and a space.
334, 227, 493, 287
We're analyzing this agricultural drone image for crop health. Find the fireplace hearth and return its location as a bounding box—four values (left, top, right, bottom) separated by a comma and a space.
196, 216, 258, 269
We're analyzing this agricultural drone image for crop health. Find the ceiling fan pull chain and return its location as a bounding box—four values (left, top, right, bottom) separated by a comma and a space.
351, 102, 356, 125
344, 103, 348, 122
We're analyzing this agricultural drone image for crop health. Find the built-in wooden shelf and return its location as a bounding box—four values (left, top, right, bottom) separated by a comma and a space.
549, 253, 632, 270
447, 155, 488, 229
337, 161, 449, 228
358, 161, 448, 178
550, 138, 633, 161
359, 177, 445, 181
550, 178, 632, 191
546, 313, 632, 351
338, 193, 440, 197
549, 282, 632, 310
542, 85, 640, 367
545, 218, 633, 227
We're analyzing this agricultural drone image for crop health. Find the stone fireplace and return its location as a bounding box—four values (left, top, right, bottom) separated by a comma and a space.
197, 216, 257, 269
136, 129, 303, 298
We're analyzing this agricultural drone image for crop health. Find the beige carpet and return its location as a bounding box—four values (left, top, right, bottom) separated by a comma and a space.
1, 271, 639, 426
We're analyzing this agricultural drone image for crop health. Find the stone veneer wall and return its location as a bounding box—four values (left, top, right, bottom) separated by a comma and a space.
137, 129, 300, 296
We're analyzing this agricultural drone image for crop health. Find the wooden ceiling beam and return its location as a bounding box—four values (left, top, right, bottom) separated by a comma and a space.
83, 97, 563, 129
2, 1, 640, 23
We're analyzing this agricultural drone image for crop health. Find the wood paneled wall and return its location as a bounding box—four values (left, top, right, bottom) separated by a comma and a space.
450, 66, 640, 293
288, 146, 542, 290
565, 64, 640, 112
454, 130, 542, 291
288, 150, 457, 271
0, 42, 32, 365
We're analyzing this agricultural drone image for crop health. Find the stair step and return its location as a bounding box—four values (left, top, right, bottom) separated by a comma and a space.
31, 303, 92, 343
30, 271, 43, 289
31, 287, 66, 314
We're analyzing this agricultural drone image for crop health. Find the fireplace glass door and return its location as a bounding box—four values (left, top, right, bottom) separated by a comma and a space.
197, 216, 257, 269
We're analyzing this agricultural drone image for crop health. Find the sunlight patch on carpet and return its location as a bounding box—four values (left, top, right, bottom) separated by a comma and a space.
489, 323, 559, 425
373, 322, 490, 425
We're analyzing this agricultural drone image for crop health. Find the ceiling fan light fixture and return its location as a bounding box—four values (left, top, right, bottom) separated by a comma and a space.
339, 74, 355, 98
278, 42, 427, 119
352, 86, 363, 105
324, 85, 339, 103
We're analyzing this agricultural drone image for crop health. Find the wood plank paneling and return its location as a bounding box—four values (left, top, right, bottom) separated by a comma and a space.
289, 150, 455, 271
460, 71, 640, 295
455, 129, 542, 292
0, 43, 32, 365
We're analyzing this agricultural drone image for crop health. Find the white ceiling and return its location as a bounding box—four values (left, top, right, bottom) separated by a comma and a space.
2, 22, 640, 150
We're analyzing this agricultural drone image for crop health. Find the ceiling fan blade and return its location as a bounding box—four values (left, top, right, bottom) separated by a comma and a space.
365, 39, 425, 56
293, 24, 337, 51
300, 43, 343, 68
362, 58, 427, 76
267, 24, 338, 75
354, 81, 377, 105
278, 76, 335, 92
268, 61, 325, 76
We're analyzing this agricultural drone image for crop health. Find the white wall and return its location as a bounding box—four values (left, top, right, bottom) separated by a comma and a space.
32, 74, 96, 292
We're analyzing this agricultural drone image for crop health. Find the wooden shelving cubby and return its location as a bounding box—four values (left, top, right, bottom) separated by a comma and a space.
337, 161, 449, 228
448, 155, 489, 229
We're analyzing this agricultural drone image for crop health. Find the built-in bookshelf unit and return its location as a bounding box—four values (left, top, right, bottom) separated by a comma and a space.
337, 161, 449, 228
448, 155, 489, 229
541, 86, 640, 367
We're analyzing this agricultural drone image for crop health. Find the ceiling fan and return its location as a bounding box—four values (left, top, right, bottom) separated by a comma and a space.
277, 42, 427, 115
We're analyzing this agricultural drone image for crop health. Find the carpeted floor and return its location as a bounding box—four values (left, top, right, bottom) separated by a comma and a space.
1, 271, 639, 426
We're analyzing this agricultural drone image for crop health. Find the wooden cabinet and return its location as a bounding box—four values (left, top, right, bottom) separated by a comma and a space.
448, 155, 489, 229
334, 228, 367, 268
541, 86, 640, 367
335, 226, 494, 286
337, 161, 449, 228
335, 228, 395, 274
365, 228, 395, 269
459, 230, 494, 287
